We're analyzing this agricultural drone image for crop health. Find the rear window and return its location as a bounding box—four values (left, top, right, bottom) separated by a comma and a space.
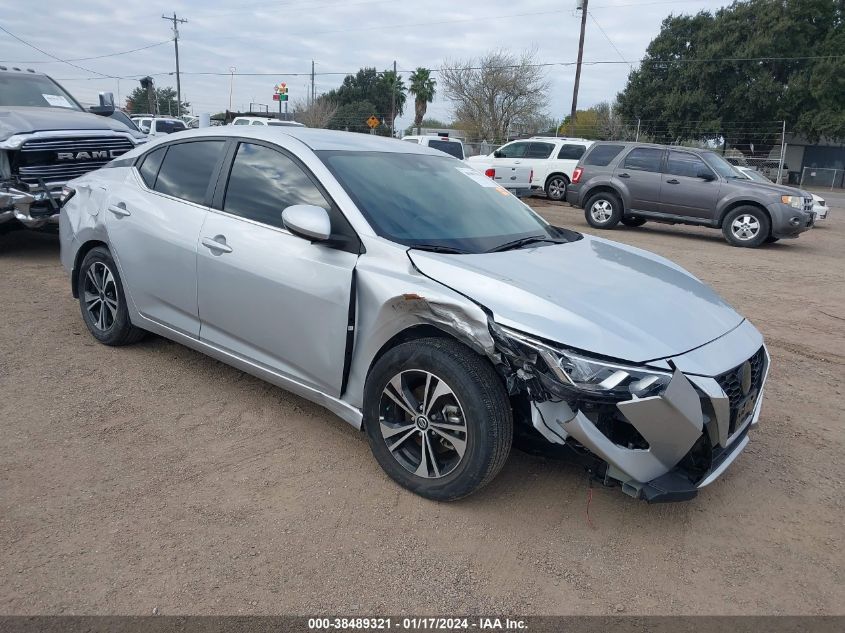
557, 144, 586, 160
525, 142, 554, 159
622, 147, 664, 172
583, 144, 625, 167
155, 120, 186, 134
153, 140, 226, 205
427, 139, 464, 159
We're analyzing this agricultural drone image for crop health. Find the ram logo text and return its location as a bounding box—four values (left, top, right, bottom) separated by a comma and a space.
57, 150, 126, 161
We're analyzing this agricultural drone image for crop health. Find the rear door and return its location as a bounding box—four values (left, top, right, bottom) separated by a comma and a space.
659, 150, 721, 219
196, 140, 359, 396
105, 139, 227, 337
519, 141, 556, 184
615, 147, 664, 212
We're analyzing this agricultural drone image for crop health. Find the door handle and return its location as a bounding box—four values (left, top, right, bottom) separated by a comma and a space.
107, 203, 131, 217
666, 178, 680, 184
618, 172, 630, 178
201, 236, 233, 254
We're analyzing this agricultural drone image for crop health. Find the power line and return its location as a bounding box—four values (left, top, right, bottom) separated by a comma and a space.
0, 40, 171, 64
0, 24, 116, 78
588, 11, 629, 66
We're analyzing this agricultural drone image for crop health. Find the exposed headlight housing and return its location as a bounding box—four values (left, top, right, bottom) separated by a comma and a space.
490, 322, 671, 400
781, 195, 803, 209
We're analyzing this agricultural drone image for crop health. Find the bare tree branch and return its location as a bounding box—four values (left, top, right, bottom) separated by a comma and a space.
292, 96, 339, 129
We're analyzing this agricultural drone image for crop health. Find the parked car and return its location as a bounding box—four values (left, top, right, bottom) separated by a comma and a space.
134, 117, 188, 136
566, 142, 815, 247
0, 66, 145, 232
736, 166, 829, 221
467, 136, 593, 201
407, 134, 533, 196
231, 116, 305, 127
60, 127, 768, 503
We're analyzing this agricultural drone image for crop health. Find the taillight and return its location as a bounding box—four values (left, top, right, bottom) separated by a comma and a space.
484, 168, 496, 179
572, 167, 583, 184
529, 169, 533, 184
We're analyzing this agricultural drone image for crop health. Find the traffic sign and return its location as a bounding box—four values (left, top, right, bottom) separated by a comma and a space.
367, 115, 380, 129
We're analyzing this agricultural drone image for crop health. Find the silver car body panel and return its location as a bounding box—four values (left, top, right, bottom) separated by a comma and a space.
59, 126, 769, 497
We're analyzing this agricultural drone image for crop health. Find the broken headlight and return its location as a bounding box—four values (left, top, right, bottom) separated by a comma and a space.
490, 322, 671, 400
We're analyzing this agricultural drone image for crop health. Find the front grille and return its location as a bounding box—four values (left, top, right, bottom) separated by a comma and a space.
803, 197, 814, 213
714, 346, 766, 435
15, 136, 135, 187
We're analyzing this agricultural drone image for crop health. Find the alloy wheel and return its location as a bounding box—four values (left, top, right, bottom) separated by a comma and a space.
378, 370, 468, 479
730, 214, 760, 241
547, 177, 566, 200
590, 200, 613, 223
83, 262, 118, 331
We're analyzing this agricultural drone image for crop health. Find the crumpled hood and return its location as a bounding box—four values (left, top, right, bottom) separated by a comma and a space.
0, 106, 138, 141
408, 235, 744, 363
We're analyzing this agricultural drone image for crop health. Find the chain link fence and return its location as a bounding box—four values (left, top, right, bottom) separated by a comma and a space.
800, 167, 845, 190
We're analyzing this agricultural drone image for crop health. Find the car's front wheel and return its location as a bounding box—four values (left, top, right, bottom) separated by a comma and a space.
722, 206, 771, 248
78, 246, 145, 346
584, 192, 622, 229
364, 338, 512, 501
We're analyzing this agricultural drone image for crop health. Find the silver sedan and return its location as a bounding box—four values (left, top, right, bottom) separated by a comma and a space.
59, 127, 768, 502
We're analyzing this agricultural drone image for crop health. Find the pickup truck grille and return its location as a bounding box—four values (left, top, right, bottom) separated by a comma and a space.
16, 136, 135, 188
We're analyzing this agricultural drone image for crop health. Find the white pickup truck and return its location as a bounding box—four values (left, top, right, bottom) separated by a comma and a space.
404, 134, 533, 197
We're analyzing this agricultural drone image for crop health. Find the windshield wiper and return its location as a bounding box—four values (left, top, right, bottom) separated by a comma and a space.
409, 244, 470, 254
487, 236, 562, 253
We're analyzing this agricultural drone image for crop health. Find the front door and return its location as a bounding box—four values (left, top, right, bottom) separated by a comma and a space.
659, 150, 721, 220
196, 141, 358, 396
106, 139, 226, 337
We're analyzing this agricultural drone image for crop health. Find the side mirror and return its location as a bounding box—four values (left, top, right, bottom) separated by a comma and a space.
697, 170, 716, 181
89, 91, 116, 117
493, 150, 504, 158
282, 205, 331, 242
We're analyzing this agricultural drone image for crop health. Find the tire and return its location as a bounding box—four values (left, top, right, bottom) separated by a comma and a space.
621, 217, 647, 228
722, 206, 771, 248
545, 174, 569, 202
78, 246, 145, 346
364, 337, 513, 501
584, 192, 622, 229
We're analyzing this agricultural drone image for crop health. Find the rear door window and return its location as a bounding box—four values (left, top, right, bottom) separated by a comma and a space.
622, 147, 664, 172
583, 144, 625, 166
557, 144, 587, 160
525, 142, 555, 159
153, 140, 226, 205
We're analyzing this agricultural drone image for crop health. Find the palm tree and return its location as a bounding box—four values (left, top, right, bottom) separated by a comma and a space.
408, 68, 436, 135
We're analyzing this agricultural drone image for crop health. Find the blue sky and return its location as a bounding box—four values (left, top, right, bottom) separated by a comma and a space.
1, 0, 733, 127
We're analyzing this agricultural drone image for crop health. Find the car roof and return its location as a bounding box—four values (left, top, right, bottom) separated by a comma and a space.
588, 140, 713, 155
129, 126, 443, 156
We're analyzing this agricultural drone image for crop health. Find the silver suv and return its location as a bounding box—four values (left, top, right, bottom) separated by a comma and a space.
566, 142, 815, 247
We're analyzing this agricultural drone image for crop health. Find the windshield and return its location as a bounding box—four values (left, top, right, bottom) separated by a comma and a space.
427, 139, 464, 159
703, 152, 743, 179
736, 168, 771, 184
0, 73, 82, 109
318, 151, 572, 253
109, 110, 140, 132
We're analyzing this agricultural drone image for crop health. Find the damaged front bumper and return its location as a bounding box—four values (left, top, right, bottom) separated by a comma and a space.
0, 186, 61, 230
491, 321, 769, 502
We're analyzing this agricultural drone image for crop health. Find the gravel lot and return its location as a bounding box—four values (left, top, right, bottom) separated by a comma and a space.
1, 199, 843, 616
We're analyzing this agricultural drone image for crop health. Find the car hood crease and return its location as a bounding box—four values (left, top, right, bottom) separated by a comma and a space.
408, 235, 744, 363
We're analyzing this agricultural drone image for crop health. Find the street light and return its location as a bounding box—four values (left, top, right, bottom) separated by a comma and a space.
228, 66, 236, 111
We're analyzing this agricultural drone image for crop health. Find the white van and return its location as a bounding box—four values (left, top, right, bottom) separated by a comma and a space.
402, 134, 466, 160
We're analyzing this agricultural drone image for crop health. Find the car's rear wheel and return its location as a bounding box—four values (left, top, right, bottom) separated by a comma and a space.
545, 175, 568, 202
621, 217, 647, 227
722, 206, 771, 248
584, 192, 622, 229
364, 337, 512, 501
78, 247, 145, 346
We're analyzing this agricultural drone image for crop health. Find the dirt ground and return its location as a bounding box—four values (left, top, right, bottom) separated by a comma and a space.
1, 199, 843, 616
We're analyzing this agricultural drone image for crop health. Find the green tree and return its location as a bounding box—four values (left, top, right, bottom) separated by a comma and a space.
323, 67, 406, 134
408, 67, 436, 134
616, 0, 845, 147
125, 86, 189, 117
327, 99, 380, 134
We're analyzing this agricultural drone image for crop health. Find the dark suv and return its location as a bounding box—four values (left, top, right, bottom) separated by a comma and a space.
566, 142, 814, 247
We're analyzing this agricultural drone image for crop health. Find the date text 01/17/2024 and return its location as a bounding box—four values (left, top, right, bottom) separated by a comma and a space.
307, 617, 528, 630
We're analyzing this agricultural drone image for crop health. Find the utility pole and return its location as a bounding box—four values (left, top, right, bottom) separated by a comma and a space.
310, 60, 316, 107
569, 0, 589, 136
390, 60, 397, 138
229, 66, 236, 112
635, 118, 641, 141
777, 120, 786, 184
162, 12, 188, 118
